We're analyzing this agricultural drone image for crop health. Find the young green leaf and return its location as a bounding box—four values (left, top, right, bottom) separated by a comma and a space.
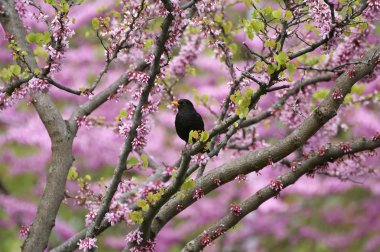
272, 10, 282, 19
127, 156, 139, 166
140, 153, 149, 168
67, 167, 78, 180
200, 131, 210, 142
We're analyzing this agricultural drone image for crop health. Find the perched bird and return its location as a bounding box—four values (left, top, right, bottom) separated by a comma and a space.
172, 99, 205, 143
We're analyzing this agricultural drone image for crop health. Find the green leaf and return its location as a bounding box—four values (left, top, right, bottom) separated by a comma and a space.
286, 63, 295, 75
92, 18, 100, 30
128, 211, 143, 224
284, 10, 292, 21
34, 46, 49, 59
245, 25, 254, 40
119, 109, 127, 117
127, 156, 139, 166
9, 65, 21, 75
344, 93, 352, 104
0, 68, 12, 81
244, 0, 251, 9
144, 39, 154, 50
146, 192, 162, 204
199, 131, 210, 143
137, 199, 150, 212
26, 33, 38, 43
33, 68, 41, 75
200, 131, 209, 142
188, 132, 193, 144
264, 40, 276, 48
21, 71, 30, 79
181, 179, 196, 191
67, 167, 78, 180
115, 109, 128, 121
274, 51, 289, 66
190, 130, 199, 140
267, 64, 277, 74
352, 84, 365, 95
62, 2, 70, 13
272, 10, 282, 19
110, 10, 121, 19
312, 89, 330, 102
263, 6, 273, 16
251, 20, 265, 32
140, 153, 149, 168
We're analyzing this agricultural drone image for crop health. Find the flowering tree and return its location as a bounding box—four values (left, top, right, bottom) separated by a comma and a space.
0, 0, 379, 251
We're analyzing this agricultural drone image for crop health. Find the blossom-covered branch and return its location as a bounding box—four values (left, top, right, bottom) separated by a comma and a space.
148, 45, 380, 238
182, 137, 380, 251
0, 1, 75, 251
85, 2, 175, 241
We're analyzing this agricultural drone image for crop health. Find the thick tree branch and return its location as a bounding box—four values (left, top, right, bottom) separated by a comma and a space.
85, 8, 175, 242
1, 76, 32, 95
0, 1, 75, 252
148, 45, 380, 238
182, 138, 380, 251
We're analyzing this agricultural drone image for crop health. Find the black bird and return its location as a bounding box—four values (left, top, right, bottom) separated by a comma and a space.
172, 99, 205, 143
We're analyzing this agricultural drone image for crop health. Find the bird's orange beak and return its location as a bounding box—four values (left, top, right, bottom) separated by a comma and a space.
171, 100, 179, 107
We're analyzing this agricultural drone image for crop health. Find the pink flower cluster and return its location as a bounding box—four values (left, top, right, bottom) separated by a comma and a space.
166, 34, 203, 77
45, 14, 75, 73
191, 153, 210, 166
76, 116, 94, 128
305, 0, 333, 39
230, 204, 242, 216
28, 78, 50, 92
77, 237, 98, 252
0, 78, 51, 111
19, 225, 30, 239
270, 178, 283, 192
130, 240, 155, 252
193, 188, 204, 200
125, 230, 143, 245
363, 0, 380, 20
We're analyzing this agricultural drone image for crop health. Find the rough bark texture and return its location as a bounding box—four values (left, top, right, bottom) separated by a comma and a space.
0, 1, 74, 251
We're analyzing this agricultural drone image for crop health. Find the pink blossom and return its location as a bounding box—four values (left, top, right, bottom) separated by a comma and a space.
305, 0, 333, 39
270, 178, 283, 192
85, 211, 96, 227
200, 232, 212, 246
163, 166, 176, 177
230, 204, 242, 216
77, 237, 98, 252
19, 225, 30, 239
235, 174, 247, 183
125, 230, 143, 245
340, 142, 352, 153
332, 89, 344, 100
193, 188, 204, 200
76, 116, 94, 128
191, 153, 210, 166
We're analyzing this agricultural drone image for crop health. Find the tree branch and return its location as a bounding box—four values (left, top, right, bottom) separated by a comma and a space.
85, 7, 175, 241
1, 76, 32, 95
181, 137, 380, 251
44, 77, 82, 95
0, 1, 75, 251
148, 45, 380, 238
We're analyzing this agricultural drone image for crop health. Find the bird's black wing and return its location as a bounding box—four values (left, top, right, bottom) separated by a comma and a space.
175, 111, 205, 142
193, 112, 205, 131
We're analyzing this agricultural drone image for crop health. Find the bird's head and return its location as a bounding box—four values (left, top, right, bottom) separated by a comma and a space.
171, 99, 195, 112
